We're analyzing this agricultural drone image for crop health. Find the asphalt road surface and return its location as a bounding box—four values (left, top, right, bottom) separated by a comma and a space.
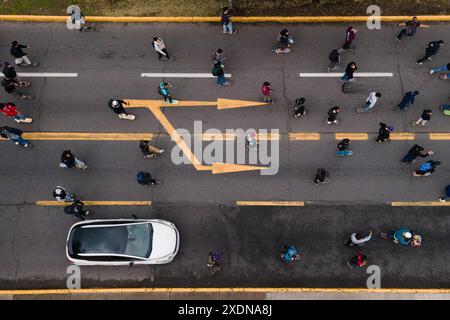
0, 22, 449, 289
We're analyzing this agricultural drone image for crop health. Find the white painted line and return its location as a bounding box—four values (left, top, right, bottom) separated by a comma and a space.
1, 73, 78, 77
299, 72, 394, 77
141, 73, 232, 78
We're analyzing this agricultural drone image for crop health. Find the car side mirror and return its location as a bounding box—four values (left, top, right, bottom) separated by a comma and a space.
132, 215, 138, 220
128, 262, 135, 267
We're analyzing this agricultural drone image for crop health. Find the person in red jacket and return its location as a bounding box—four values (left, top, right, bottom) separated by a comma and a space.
342, 26, 357, 51
0, 102, 32, 123
261, 82, 273, 103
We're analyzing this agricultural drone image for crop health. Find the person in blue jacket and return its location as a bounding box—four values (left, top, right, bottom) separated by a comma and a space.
381, 227, 413, 246
396, 91, 419, 111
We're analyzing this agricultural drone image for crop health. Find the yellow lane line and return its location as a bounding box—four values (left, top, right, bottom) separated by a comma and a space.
2, 15, 450, 23
11, 132, 153, 141
391, 202, 450, 207
335, 133, 368, 140
36, 201, 152, 206
201, 133, 280, 141
236, 201, 304, 206
2, 287, 450, 295
429, 133, 450, 140
289, 133, 321, 140
390, 133, 415, 140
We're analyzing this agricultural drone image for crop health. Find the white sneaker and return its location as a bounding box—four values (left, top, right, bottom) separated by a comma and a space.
159, 149, 165, 154
430, 70, 435, 74
438, 198, 446, 202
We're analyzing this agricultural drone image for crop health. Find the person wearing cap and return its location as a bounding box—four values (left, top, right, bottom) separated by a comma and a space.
397, 91, 419, 111
417, 40, 444, 65
381, 227, 414, 246
53, 186, 75, 202
10, 41, 37, 66
376, 123, 393, 143
107, 99, 135, 120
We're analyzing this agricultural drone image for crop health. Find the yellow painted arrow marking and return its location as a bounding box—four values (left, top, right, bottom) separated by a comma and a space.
123, 99, 269, 174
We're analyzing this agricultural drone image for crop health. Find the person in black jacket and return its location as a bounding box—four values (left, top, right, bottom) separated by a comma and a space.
60, 150, 88, 169
340, 61, 357, 82
107, 99, 135, 120
221, 7, 236, 35
10, 41, 37, 66
327, 48, 341, 71
401, 144, 433, 164
417, 40, 444, 64
376, 123, 392, 143
64, 200, 91, 220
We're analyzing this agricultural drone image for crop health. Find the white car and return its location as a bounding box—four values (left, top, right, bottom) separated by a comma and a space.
66, 219, 179, 266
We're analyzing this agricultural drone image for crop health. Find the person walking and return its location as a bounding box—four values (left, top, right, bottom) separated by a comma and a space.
376, 123, 393, 143
53, 186, 76, 202
314, 168, 330, 185
159, 81, 178, 103
361, 92, 381, 112
327, 106, 341, 124
396, 91, 419, 111
340, 61, 357, 82
2, 62, 21, 81
336, 138, 353, 156
401, 144, 433, 164
342, 26, 357, 51
273, 29, 293, 54
10, 41, 38, 66
0, 125, 31, 148
417, 40, 444, 65
1, 77, 30, 99
220, 6, 236, 35
347, 252, 368, 269
152, 37, 172, 61
430, 63, 450, 74
344, 231, 372, 247
139, 140, 164, 158
211, 62, 231, 87
107, 99, 135, 120
293, 97, 306, 118
327, 48, 341, 71
438, 185, 450, 202
64, 200, 91, 220
0, 102, 32, 123
211, 48, 225, 64
414, 109, 432, 126
261, 82, 273, 103
59, 150, 88, 169
413, 160, 441, 176
396, 17, 429, 41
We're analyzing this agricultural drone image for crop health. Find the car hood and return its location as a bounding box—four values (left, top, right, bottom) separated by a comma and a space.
149, 222, 177, 260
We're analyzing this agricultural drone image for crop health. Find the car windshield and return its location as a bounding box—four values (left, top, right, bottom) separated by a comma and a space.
72, 223, 153, 258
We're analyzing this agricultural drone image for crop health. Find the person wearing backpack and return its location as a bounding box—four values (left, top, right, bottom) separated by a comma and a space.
413, 160, 441, 176
327, 48, 341, 71
137, 171, 159, 186
347, 252, 367, 268
0, 102, 32, 123
0, 125, 31, 148
396, 17, 429, 41
211, 62, 231, 87
211, 48, 225, 64
152, 37, 172, 61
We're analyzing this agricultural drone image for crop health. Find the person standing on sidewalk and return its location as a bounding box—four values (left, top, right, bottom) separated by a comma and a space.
396, 91, 419, 111
211, 61, 231, 87
414, 109, 432, 126
221, 7, 236, 35
340, 61, 357, 82
347, 252, 368, 269
10, 41, 38, 66
59, 150, 88, 169
396, 17, 429, 41
152, 37, 172, 61
261, 82, 273, 103
344, 231, 372, 247
107, 99, 135, 120
342, 26, 357, 51
417, 40, 444, 65
438, 185, 450, 202
430, 63, 450, 74
401, 144, 433, 164
327, 48, 341, 71
376, 123, 393, 143
362, 92, 381, 112
53, 186, 76, 202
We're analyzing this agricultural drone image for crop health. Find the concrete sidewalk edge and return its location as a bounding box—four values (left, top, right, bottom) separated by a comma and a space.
2, 288, 450, 295
1, 15, 450, 23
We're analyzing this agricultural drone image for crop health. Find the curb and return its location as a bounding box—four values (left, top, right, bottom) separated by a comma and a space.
2, 15, 450, 23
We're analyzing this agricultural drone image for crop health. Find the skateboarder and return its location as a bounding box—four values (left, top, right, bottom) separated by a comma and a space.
401, 144, 433, 164
414, 109, 432, 126
327, 106, 341, 124
417, 40, 444, 65
139, 140, 165, 158
361, 92, 381, 112
376, 123, 393, 143
0, 102, 32, 123
211, 62, 231, 87
396, 17, 429, 41
59, 150, 88, 169
152, 37, 172, 61
340, 61, 357, 82
10, 41, 38, 66
107, 99, 135, 120
396, 91, 419, 111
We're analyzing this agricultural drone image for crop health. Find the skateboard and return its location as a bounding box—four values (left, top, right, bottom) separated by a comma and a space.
118, 113, 135, 120
336, 150, 353, 157
272, 48, 291, 54
162, 99, 179, 104
17, 62, 39, 67
410, 120, 428, 127
18, 81, 31, 87
355, 107, 375, 113
15, 117, 33, 123
326, 118, 343, 125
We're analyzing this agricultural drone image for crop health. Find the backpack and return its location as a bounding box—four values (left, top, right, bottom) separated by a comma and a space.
137, 171, 152, 185
419, 162, 432, 171
211, 66, 220, 76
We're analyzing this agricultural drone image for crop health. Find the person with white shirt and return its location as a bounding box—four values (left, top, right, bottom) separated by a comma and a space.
363, 92, 382, 112
344, 231, 373, 247
152, 37, 172, 61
